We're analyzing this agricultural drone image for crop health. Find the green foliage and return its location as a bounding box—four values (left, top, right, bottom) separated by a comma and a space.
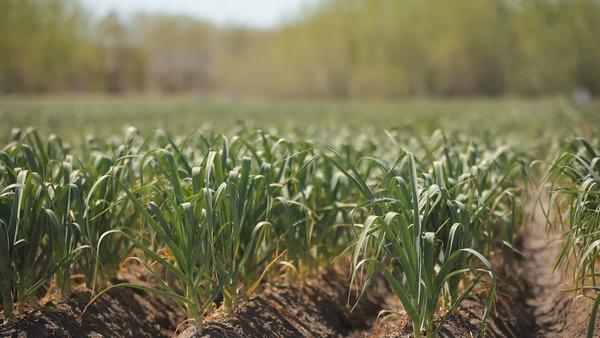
326, 133, 526, 337
0, 125, 528, 336
0, 127, 355, 326
548, 136, 600, 337
550, 137, 600, 284
0, 129, 91, 317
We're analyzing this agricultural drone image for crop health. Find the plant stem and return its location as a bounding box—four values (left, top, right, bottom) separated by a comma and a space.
425, 320, 434, 338
1, 288, 13, 321
413, 320, 421, 338
189, 303, 203, 330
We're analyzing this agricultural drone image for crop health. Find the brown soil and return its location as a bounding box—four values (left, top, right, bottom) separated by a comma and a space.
179, 267, 388, 338
0, 283, 185, 338
1, 265, 386, 338
347, 263, 528, 338
513, 209, 600, 338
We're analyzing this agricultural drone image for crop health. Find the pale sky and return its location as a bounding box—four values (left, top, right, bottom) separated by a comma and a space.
81, 0, 322, 28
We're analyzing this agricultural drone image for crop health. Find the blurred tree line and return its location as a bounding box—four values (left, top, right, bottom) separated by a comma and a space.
1, 0, 599, 97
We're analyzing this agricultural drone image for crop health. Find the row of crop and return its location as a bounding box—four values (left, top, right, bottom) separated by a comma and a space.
0, 127, 351, 323
0, 127, 527, 337
332, 140, 527, 337
548, 136, 600, 338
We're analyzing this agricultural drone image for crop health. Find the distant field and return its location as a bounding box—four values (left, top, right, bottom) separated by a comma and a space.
0, 96, 595, 145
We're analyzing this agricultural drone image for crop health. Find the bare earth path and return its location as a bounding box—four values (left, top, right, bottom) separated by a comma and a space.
516, 203, 597, 338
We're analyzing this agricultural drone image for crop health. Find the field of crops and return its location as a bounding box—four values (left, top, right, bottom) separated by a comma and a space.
0, 97, 599, 337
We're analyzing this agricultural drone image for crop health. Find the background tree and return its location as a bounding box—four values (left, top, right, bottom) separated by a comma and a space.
1, 0, 599, 98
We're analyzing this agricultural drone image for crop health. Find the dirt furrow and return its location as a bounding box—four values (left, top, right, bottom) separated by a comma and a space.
520, 226, 568, 337
516, 204, 599, 338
